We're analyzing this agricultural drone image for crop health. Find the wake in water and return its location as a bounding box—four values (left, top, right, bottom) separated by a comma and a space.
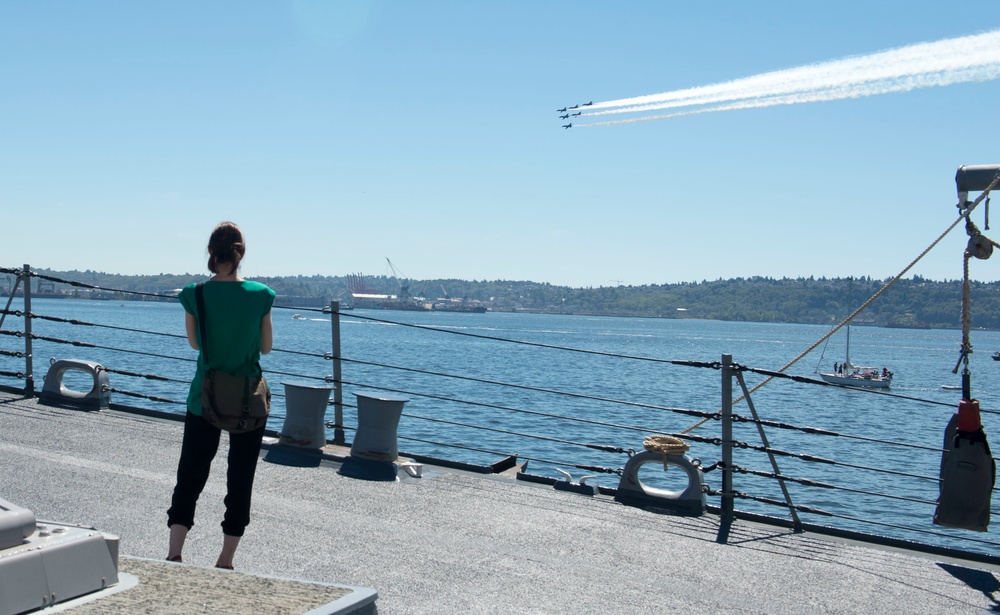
561, 29, 1000, 127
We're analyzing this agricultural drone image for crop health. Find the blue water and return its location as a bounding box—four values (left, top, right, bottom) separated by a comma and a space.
3, 298, 999, 556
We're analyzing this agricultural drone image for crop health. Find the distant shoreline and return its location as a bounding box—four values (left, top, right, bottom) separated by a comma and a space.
4, 270, 997, 330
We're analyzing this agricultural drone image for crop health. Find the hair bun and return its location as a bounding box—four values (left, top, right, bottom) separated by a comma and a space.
207, 222, 246, 275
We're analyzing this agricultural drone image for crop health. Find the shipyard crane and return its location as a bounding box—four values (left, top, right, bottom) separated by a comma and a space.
386, 258, 411, 301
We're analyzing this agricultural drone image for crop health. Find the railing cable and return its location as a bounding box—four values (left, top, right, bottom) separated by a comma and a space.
107, 387, 183, 405
735, 439, 940, 482
741, 365, 961, 409
731, 412, 946, 452
102, 367, 187, 383
23, 271, 177, 300
683, 187, 999, 434
731, 464, 937, 506
401, 410, 623, 453
339, 311, 721, 368
396, 432, 620, 475
338, 378, 704, 449
25, 312, 186, 339
5, 331, 195, 363
339, 357, 719, 421
727, 488, 1000, 548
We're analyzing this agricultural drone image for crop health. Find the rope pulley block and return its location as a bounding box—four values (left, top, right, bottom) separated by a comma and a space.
966, 232, 993, 260
933, 398, 996, 532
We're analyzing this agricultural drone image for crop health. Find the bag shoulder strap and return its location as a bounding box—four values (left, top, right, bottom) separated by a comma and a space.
194, 282, 210, 364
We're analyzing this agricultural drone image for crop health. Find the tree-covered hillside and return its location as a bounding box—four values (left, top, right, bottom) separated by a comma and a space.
10, 269, 1000, 330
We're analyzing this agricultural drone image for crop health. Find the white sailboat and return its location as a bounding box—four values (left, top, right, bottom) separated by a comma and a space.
818, 326, 893, 388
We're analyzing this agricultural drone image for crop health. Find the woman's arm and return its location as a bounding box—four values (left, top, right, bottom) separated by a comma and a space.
260, 311, 273, 354
185, 312, 199, 350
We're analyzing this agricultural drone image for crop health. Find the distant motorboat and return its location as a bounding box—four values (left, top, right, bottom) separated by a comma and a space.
292, 314, 306, 320
992, 351, 1000, 361
818, 326, 893, 388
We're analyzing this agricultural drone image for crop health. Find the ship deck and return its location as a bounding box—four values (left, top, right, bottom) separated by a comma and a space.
1, 391, 998, 614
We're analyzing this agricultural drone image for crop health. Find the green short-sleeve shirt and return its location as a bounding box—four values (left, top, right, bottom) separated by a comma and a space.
178, 280, 276, 415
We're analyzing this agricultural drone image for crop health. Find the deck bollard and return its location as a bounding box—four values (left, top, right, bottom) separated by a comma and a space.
38, 359, 110, 410
339, 392, 408, 481
350, 392, 408, 462
614, 451, 706, 516
279, 382, 335, 449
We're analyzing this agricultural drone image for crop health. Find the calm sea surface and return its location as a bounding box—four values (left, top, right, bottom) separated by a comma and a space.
3, 298, 999, 555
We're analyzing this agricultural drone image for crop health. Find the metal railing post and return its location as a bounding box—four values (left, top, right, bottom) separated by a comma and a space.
720, 353, 734, 522
21, 264, 34, 396
330, 300, 345, 445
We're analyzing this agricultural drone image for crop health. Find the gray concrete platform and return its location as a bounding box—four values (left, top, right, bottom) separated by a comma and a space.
1, 392, 999, 614
46, 557, 374, 615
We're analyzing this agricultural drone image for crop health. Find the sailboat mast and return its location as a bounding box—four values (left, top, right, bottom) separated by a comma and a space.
845, 325, 852, 369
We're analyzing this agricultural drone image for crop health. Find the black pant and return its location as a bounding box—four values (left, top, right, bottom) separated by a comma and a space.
167, 411, 265, 537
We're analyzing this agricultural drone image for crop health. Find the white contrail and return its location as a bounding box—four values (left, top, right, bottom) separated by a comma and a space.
574, 29, 1000, 126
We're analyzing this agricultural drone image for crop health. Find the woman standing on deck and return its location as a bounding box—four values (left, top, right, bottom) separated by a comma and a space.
166, 221, 275, 569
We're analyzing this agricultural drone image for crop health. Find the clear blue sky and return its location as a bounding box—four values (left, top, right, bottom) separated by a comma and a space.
4, 1, 1000, 287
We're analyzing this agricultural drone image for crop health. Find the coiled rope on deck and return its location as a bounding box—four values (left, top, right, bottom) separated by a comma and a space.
643, 435, 690, 455
643, 434, 691, 471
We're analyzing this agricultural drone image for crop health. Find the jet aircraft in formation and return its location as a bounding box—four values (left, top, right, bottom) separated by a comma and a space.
557, 101, 593, 128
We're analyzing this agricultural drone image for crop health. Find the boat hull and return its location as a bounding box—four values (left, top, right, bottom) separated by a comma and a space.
819, 372, 891, 388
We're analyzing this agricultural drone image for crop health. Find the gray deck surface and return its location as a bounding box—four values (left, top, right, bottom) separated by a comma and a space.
2, 392, 999, 614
